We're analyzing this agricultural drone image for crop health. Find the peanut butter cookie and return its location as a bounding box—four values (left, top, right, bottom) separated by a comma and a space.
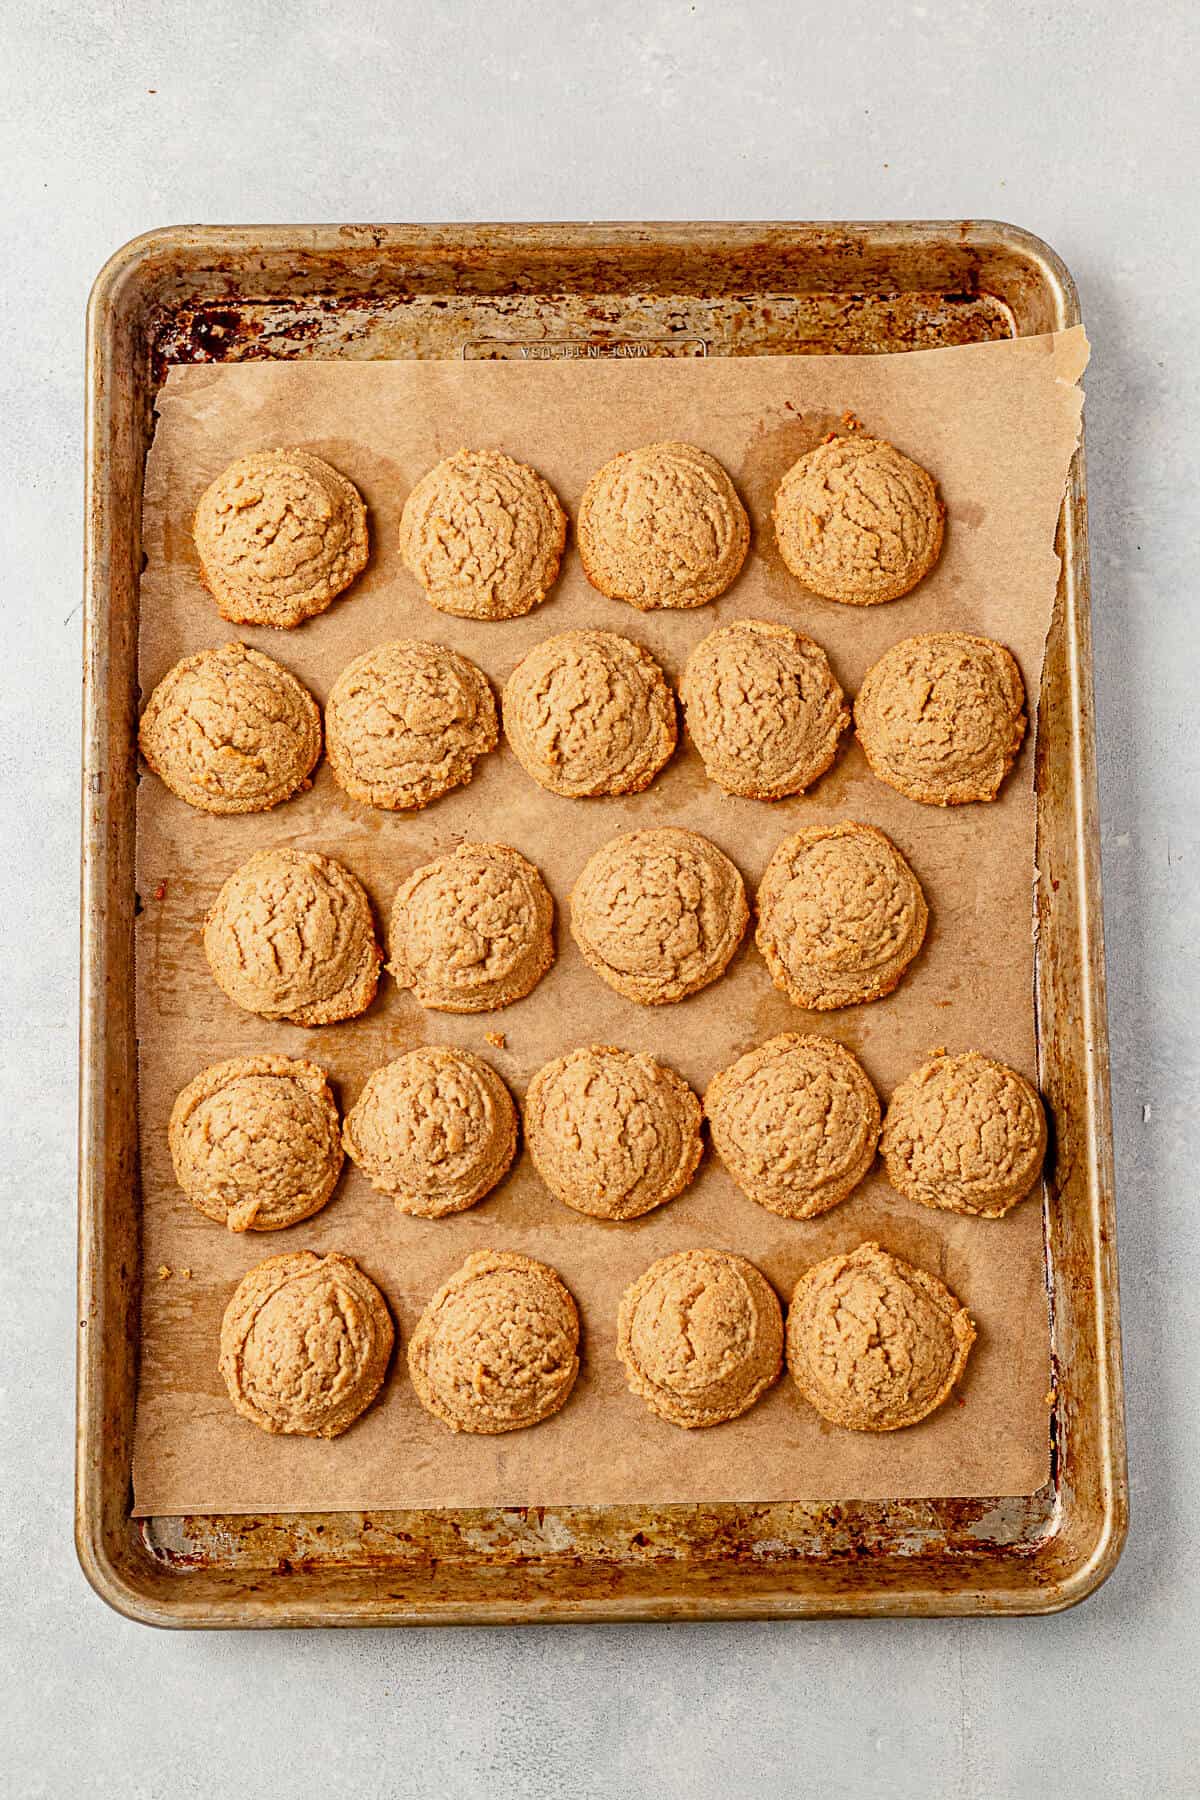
578, 441, 750, 610
325, 639, 497, 811
524, 1045, 702, 1220
194, 449, 368, 628
408, 1249, 580, 1434
570, 827, 748, 1006
388, 842, 554, 1013
399, 449, 566, 621
756, 821, 927, 1011
139, 642, 322, 814
786, 1241, 975, 1431
679, 619, 849, 799
773, 434, 944, 605
168, 1054, 342, 1232
219, 1250, 393, 1438
880, 1050, 1047, 1217
704, 1034, 880, 1219
502, 630, 675, 798
203, 847, 381, 1025
617, 1249, 783, 1428
342, 1047, 517, 1218
855, 632, 1027, 805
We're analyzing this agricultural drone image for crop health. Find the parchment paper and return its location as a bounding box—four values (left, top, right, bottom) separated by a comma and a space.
131, 330, 1087, 1515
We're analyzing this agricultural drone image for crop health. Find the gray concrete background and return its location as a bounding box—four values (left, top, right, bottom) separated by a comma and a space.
2, 2, 1196, 1795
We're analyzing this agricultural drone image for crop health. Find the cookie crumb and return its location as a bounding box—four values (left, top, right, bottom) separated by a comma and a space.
157, 1264, 172, 1280
484, 1031, 506, 1049
181, 1268, 192, 1279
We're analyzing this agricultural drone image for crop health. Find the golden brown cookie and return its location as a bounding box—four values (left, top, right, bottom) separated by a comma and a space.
138, 642, 322, 815
388, 842, 554, 1013
219, 1251, 394, 1438
704, 1034, 881, 1219
578, 441, 750, 610
168, 1054, 342, 1232
570, 827, 748, 1006
399, 449, 567, 620
342, 1047, 517, 1218
617, 1249, 783, 1428
880, 1050, 1047, 1217
203, 847, 381, 1025
325, 639, 497, 811
755, 822, 927, 1011
524, 1045, 702, 1221
786, 1241, 975, 1431
854, 633, 1027, 805
679, 619, 849, 799
502, 630, 676, 798
408, 1250, 580, 1434
194, 449, 369, 628
773, 434, 944, 605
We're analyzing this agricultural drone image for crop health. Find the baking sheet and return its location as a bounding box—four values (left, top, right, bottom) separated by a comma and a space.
131, 330, 1086, 1515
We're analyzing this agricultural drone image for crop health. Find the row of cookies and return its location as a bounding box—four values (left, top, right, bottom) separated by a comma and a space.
191, 432, 944, 631
219, 1240, 974, 1441
139, 623, 1026, 815
172, 1042, 1046, 1236
200, 820, 928, 1024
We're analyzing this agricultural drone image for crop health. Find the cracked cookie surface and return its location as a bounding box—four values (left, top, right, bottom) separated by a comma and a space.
704, 1034, 881, 1218
169, 1054, 342, 1232
880, 1050, 1047, 1217
680, 618, 849, 799
203, 847, 381, 1025
755, 821, 927, 1010
194, 449, 368, 627
578, 441, 749, 610
219, 1250, 394, 1438
617, 1249, 783, 1428
343, 1047, 517, 1217
408, 1249, 580, 1433
326, 639, 497, 810
855, 632, 1027, 805
399, 449, 566, 620
570, 827, 748, 1005
786, 1241, 975, 1431
139, 642, 322, 814
524, 1045, 702, 1220
388, 842, 554, 1013
773, 434, 943, 605
502, 629, 675, 797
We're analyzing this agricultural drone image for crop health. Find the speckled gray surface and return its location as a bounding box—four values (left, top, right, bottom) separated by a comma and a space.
2, 2, 1197, 1795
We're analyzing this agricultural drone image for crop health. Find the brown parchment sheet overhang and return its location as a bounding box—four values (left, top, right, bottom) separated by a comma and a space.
131, 330, 1087, 1514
